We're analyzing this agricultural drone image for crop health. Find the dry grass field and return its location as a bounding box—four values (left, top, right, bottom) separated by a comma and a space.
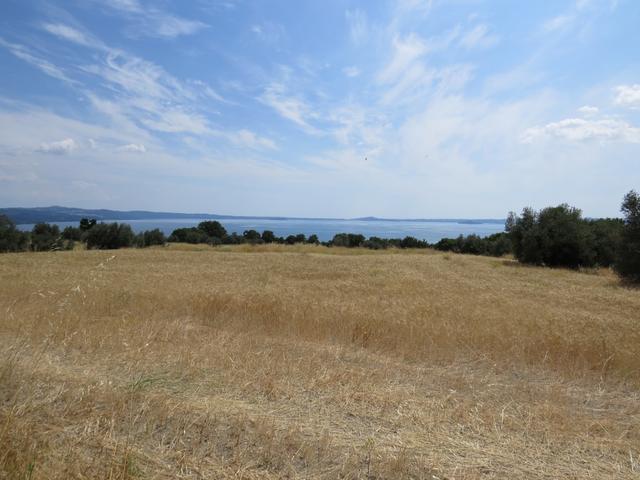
1, 244, 639, 479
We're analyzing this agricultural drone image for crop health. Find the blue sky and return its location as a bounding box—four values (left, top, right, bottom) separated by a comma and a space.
0, 0, 639, 218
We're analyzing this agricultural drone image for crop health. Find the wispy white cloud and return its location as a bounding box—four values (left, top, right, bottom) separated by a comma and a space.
96, 0, 207, 38
250, 22, 285, 43
376, 31, 474, 106
42, 23, 101, 48
543, 14, 574, 33
260, 82, 320, 134
37, 138, 78, 154
118, 143, 146, 153
377, 33, 427, 84
614, 84, 640, 109
223, 129, 277, 150
0, 38, 76, 84
343, 66, 361, 78
522, 117, 640, 143
10, 21, 272, 154
345, 9, 368, 45
578, 105, 599, 116
458, 24, 499, 49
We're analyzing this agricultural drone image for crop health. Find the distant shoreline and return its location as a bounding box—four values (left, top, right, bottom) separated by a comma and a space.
1, 206, 506, 225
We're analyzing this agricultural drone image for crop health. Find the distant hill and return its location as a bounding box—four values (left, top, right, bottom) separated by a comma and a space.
0, 206, 505, 225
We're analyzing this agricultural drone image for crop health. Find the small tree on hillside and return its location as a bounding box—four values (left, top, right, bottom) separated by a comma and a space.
261, 230, 276, 243
616, 190, 640, 283
197, 221, 227, 240
243, 229, 262, 244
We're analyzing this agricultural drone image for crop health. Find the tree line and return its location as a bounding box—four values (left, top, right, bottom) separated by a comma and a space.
0, 216, 166, 252
1, 190, 639, 282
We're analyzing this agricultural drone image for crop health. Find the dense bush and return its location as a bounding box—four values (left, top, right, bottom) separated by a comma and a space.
433, 232, 511, 257
588, 218, 623, 267
84, 222, 134, 250
30, 223, 70, 251
400, 236, 428, 249
331, 233, 365, 247
261, 230, 276, 243
169, 221, 229, 245
615, 190, 640, 282
243, 229, 262, 244
79, 218, 97, 232
0, 215, 29, 252
136, 228, 166, 248
62, 226, 82, 241
197, 221, 227, 241
168, 227, 207, 244
506, 204, 624, 268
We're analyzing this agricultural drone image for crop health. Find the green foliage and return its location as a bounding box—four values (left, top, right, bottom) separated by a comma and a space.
261, 230, 276, 243
615, 190, 640, 282
362, 236, 387, 249
223, 232, 243, 245
136, 228, 166, 248
169, 221, 229, 245
84, 222, 134, 250
433, 232, 510, 257
400, 236, 428, 249
168, 227, 206, 244
79, 218, 97, 231
285, 234, 298, 245
331, 233, 365, 247
0, 215, 29, 253
307, 234, 319, 244
485, 232, 512, 257
506, 204, 621, 268
30, 223, 69, 251
243, 229, 263, 244
587, 218, 623, 267
62, 226, 82, 241
197, 221, 227, 240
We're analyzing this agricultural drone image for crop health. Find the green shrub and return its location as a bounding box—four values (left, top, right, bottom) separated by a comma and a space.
79, 218, 97, 231
615, 190, 640, 282
84, 223, 134, 250
30, 223, 67, 251
0, 215, 29, 253
261, 230, 276, 243
507, 205, 598, 268
243, 230, 262, 244
62, 226, 82, 241
197, 221, 227, 240
136, 228, 166, 247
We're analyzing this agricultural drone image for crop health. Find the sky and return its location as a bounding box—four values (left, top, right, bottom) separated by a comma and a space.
0, 0, 639, 218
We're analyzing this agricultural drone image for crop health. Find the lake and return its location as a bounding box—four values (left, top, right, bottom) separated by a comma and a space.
17, 218, 505, 243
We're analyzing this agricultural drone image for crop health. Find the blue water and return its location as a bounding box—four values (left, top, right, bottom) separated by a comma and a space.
17, 218, 505, 243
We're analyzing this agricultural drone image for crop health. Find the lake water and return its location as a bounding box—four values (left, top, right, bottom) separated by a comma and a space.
17, 218, 505, 243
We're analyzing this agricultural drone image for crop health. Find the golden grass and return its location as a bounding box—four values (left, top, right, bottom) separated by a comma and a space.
1, 245, 639, 479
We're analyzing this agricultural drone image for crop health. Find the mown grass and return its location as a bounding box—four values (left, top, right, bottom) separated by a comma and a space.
1, 245, 639, 479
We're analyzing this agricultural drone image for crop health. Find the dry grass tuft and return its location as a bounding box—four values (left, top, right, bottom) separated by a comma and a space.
1, 245, 639, 478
